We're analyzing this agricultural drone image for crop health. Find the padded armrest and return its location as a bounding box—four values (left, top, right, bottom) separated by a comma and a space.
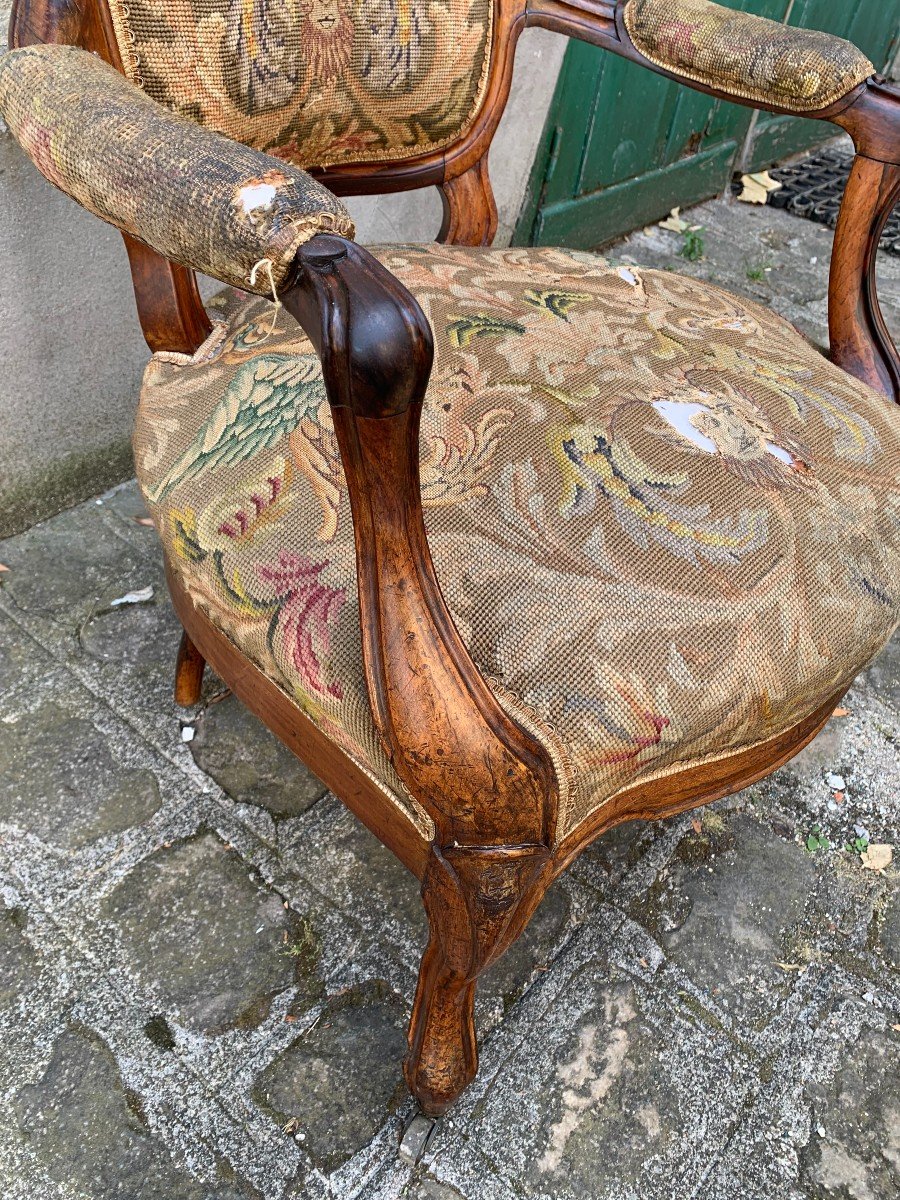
0, 44, 355, 294
623, 0, 874, 114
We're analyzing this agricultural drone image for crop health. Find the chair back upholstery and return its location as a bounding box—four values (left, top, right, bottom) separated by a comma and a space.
102, 0, 495, 170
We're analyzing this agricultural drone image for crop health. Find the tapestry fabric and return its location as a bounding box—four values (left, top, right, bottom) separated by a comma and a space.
102, 0, 495, 169
624, 0, 873, 113
133, 244, 900, 845
0, 44, 354, 294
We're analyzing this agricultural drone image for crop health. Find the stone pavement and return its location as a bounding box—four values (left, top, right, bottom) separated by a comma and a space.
0, 192, 899, 1200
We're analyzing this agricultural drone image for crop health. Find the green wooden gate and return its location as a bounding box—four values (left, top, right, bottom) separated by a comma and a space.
515, 0, 899, 249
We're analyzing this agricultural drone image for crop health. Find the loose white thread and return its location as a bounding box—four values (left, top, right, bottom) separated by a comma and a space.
249, 258, 282, 340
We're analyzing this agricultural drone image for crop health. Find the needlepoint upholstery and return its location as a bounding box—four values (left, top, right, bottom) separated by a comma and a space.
103, 0, 495, 168
133, 244, 900, 844
624, 0, 874, 113
0, 45, 355, 293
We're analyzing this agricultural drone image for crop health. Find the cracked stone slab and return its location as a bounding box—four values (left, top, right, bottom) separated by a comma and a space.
626, 811, 823, 1030
434, 924, 759, 1200
253, 981, 409, 1174
13, 1024, 259, 1200
189, 693, 329, 818
695, 982, 900, 1200
100, 830, 326, 1035
800, 1022, 900, 1199
0, 700, 162, 850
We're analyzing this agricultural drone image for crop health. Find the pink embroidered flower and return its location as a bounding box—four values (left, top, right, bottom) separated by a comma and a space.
257, 551, 345, 700
217, 474, 285, 541
18, 115, 67, 191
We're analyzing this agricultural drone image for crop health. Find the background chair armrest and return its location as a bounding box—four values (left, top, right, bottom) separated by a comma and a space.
621, 0, 874, 115
0, 43, 355, 295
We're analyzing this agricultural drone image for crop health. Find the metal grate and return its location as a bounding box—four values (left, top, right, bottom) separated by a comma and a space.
761, 144, 900, 256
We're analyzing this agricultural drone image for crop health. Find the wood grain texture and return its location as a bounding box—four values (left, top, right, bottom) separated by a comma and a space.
828, 157, 900, 402
439, 158, 499, 246
174, 629, 206, 707
123, 235, 213, 354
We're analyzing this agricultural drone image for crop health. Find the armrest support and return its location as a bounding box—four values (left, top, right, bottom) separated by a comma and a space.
0, 43, 354, 295
282, 237, 560, 853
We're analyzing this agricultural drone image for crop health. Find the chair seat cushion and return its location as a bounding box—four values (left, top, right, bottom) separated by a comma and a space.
133, 244, 900, 843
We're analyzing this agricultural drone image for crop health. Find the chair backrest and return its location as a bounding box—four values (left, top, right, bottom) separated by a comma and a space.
102, 0, 495, 172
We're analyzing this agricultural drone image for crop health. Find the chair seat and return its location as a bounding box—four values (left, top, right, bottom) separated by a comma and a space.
134, 244, 900, 842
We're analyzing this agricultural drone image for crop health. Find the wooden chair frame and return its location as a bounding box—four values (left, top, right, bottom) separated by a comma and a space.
10, 0, 900, 1116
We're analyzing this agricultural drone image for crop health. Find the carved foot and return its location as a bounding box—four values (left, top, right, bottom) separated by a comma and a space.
404, 842, 550, 1115
174, 629, 205, 706
405, 937, 478, 1116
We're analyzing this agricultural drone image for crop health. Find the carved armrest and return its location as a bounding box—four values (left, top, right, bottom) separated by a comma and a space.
282, 238, 559, 853
0, 43, 355, 295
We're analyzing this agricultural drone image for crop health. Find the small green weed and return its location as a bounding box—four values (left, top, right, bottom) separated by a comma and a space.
746, 261, 772, 282
680, 227, 705, 262
844, 834, 869, 856
805, 824, 830, 853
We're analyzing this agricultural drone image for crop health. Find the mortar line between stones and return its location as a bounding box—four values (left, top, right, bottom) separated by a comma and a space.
0, 591, 312, 861
0, 841, 317, 1193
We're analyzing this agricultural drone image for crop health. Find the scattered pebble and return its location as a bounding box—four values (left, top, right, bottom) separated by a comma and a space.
181, 726, 195, 743
826, 773, 846, 791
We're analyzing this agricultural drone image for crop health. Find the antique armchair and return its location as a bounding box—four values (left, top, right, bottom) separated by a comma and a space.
3, 0, 899, 1121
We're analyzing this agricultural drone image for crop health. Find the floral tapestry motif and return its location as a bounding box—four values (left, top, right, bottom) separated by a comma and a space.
134, 244, 900, 842
105, 0, 494, 168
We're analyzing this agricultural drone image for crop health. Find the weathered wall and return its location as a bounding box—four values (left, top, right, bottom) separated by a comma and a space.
0, 23, 564, 536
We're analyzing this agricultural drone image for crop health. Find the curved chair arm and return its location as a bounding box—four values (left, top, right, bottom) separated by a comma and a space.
0, 43, 355, 295
620, 0, 873, 115
525, 0, 900, 402
281, 236, 559, 852
526, 0, 874, 116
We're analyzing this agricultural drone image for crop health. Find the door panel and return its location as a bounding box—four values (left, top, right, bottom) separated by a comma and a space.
745, 0, 900, 171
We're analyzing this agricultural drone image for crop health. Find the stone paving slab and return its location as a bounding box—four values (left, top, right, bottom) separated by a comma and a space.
0, 195, 898, 1199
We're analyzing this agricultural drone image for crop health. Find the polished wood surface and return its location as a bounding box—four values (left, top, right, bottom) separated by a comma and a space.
11, 0, 900, 1116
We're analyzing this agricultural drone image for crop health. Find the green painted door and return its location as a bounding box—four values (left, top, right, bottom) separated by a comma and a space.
515, 0, 899, 249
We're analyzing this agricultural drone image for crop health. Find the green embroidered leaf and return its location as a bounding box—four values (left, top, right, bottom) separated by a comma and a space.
523, 289, 593, 321
447, 314, 526, 349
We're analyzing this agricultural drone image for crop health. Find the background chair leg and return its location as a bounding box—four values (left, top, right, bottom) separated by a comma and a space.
174, 629, 205, 706
404, 842, 550, 1115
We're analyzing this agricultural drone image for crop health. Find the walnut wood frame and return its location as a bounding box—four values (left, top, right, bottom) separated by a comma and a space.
10, 0, 900, 1116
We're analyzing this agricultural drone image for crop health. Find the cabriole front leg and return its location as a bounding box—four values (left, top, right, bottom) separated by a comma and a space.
405, 843, 550, 1115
